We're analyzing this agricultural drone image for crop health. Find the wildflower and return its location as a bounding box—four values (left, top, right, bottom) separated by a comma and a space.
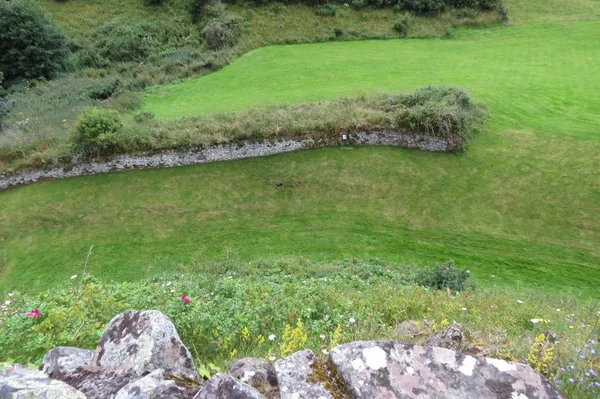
268, 334, 276, 341
591, 339, 597, 345
569, 365, 576, 370
530, 319, 540, 324
556, 308, 560, 312
559, 368, 566, 373
166, 282, 172, 286
590, 369, 598, 377
581, 322, 587, 328
179, 295, 190, 303
590, 381, 600, 388
580, 353, 586, 359
26, 309, 42, 318
268, 355, 276, 361
516, 300, 524, 304
320, 334, 326, 340
491, 275, 496, 278
70, 275, 78, 280
568, 378, 575, 383
349, 317, 356, 324
4, 300, 10, 306
555, 380, 562, 385
591, 349, 596, 355
7, 293, 14, 297
462, 307, 467, 311
170, 289, 175, 293
322, 349, 329, 355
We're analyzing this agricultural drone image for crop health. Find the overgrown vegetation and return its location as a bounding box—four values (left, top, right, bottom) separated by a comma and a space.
0, 258, 598, 397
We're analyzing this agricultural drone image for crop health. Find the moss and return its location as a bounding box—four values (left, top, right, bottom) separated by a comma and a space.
307, 358, 352, 399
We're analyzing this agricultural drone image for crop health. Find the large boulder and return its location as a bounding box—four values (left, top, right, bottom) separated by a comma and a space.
228, 358, 279, 399
274, 350, 333, 399
115, 369, 196, 399
329, 340, 564, 399
193, 373, 265, 399
41, 346, 94, 378
92, 310, 199, 381
0, 364, 86, 399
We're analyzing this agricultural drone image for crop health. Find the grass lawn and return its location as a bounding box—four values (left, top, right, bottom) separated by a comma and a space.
1, 0, 599, 296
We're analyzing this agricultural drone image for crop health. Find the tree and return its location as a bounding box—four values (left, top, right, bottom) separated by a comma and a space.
0, 0, 70, 81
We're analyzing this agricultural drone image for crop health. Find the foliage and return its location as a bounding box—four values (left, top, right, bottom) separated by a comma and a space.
528, 333, 555, 377
393, 13, 412, 36
92, 18, 157, 63
1, 257, 600, 399
73, 107, 124, 157
414, 261, 472, 292
202, 14, 243, 50
0, 72, 15, 129
88, 78, 121, 100
280, 319, 308, 357
144, 0, 163, 6
315, 4, 337, 17
0, 0, 70, 81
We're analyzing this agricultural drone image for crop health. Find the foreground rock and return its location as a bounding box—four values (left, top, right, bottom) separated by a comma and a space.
0, 364, 86, 399
229, 358, 279, 399
115, 369, 195, 399
193, 373, 265, 399
42, 346, 94, 378
275, 350, 333, 399
329, 340, 564, 399
92, 310, 199, 381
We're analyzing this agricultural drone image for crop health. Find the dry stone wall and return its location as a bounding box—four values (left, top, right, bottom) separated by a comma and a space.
0, 309, 564, 399
0, 131, 454, 192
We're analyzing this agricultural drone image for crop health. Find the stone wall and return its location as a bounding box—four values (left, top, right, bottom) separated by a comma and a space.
0, 310, 564, 399
0, 131, 454, 192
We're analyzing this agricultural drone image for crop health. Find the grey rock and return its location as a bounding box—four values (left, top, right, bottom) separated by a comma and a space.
0, 132, 454, 192
274, 350, 333, 399
57, 367, 141, 399
41, 347, 94, 377
0, 364, 86, 399
92, 310, 199, 381
115, 369, 196, 399
228, 358, 279, 399
193, 373, 265, 399
329, 340, 564, 399
424, 324, 465, 351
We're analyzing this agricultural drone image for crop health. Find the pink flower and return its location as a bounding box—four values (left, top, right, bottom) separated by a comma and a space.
179, 295, 190, 303
26, 309, 42, 318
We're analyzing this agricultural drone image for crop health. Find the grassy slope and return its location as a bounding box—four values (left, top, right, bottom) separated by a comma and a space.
0, 0, 599, 296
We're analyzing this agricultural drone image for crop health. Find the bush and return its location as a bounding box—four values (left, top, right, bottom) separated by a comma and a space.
202, 14, 242, 50
0, 0, 70, 81
396, 0, 446, 14
73, 107, 124, 156
88, 78, 120, 100
414, 262, 472, 292
92, 19, 156, 62
315, 4, 337, 17
393, 13, 412, 36
144, 0, 163, 5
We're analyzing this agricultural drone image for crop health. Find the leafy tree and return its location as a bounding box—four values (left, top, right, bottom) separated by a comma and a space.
0, 0, 70, 81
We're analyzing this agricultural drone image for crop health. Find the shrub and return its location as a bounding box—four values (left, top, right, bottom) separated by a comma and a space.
393, 13, 412, 36
88, 78, 120, 100
92, 19, 156, 62
414, 262, 472, 292
396, 0, 446, 14
144, 0, 163, 5
315, 4, 337, 17
73, 107, 124, 156
202, 14, 242, 50
0, 0, 70, 81
351, 0, 366, 9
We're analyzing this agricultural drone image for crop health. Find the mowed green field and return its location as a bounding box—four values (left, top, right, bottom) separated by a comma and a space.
1, 0, 599, 296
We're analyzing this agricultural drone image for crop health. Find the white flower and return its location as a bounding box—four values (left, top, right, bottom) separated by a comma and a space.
516, 300, 523, 304
166, 281, 172, 286
349, 317, 356, 324
530, 319, 540, 324
7, 293, 14, 297
268, 355, 276, 361
268, 334, 276, 341
307, 308, 312, 312
4, 300, 10, 306
320, 334, 326, 340
462, 307, 467, 311
322, 349, 329, 355
556, 308, 561, 312
170, 289, 176, 293
70, 275, 78, 280
491, 275, 496, 278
